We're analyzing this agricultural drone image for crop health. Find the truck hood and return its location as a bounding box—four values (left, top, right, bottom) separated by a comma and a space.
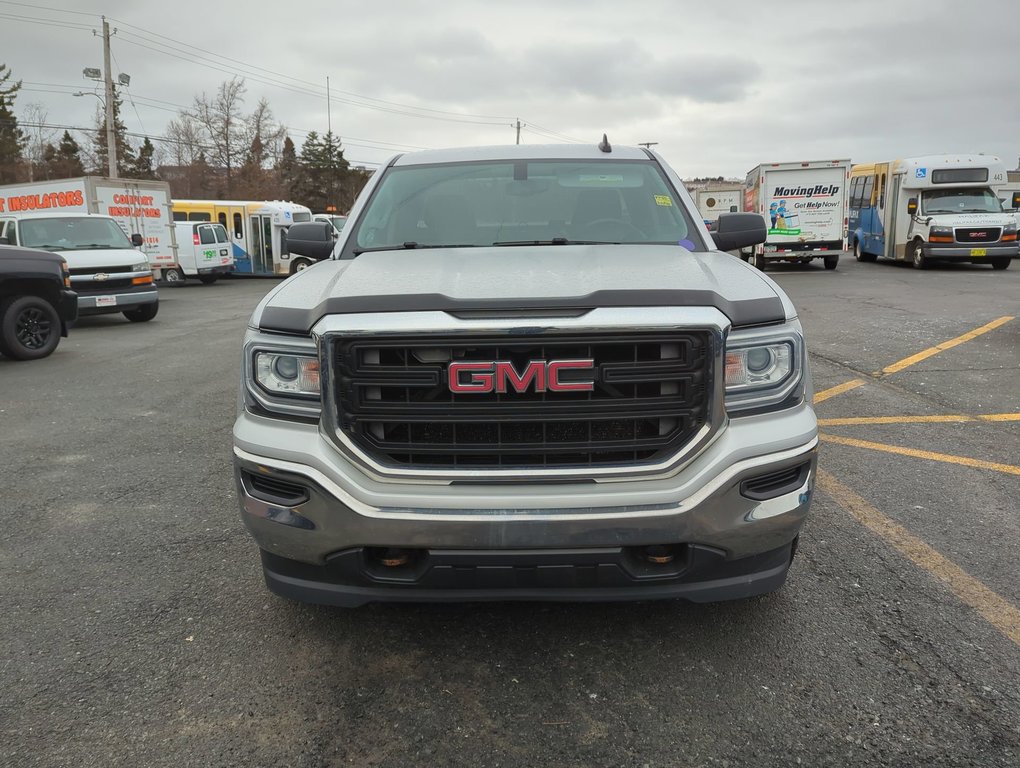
46, 247, 148, 270
256, 245, 787, 333
924, 212, 1014, 228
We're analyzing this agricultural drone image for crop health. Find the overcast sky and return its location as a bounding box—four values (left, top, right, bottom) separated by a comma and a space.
3, 0, 1019, 177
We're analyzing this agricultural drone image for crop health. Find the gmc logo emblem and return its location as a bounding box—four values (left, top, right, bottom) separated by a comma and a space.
969, 232, 987, 239
448, 359, 595, 394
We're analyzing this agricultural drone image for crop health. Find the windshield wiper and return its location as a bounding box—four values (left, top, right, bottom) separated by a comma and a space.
492, 238, 618, 246
352, 242, 477, 255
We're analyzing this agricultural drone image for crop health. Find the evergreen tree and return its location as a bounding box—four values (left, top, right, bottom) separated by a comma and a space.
41, 130, 85, 179
276, 135, 299, 200
92, 86, 135, 177
294, 131, 351, 212
0, 62, 25, 184
126, 136, 156, 179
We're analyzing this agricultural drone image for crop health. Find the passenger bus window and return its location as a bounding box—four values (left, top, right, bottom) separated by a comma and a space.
879, 174, 886, 208
862, 176, 874, 206
172, 211, 188, 222
233, 213, 243, 239
849, 177, 861, 208
189, 212, 211, 222
218, 212, 227, 227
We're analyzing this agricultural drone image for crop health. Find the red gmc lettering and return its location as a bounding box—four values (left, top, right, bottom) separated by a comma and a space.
448, 359, 595, 394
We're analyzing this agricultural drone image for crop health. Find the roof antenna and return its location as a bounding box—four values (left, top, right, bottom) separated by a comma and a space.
598, 133, 612, 153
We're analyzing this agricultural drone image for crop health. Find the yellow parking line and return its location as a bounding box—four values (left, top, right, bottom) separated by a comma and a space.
880, 316, 1014, 375
813, 379, 865, 404
817, 469, 1020, 647
819, 413, 1020, 426
820, 433, 1020, 476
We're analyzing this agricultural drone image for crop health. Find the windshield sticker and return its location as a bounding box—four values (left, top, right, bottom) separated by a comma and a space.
654, 195, 673, 207
577, 174, 625, 185
678, 239, 695, 250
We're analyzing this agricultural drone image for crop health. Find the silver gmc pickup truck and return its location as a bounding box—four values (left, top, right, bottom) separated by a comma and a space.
233, 141, 818, 607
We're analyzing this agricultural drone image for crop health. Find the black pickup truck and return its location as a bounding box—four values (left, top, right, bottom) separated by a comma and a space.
0, 244, 78, 360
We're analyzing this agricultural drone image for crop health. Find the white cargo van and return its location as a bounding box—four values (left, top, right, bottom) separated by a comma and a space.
167, 221, 235, 284
0, 212, 159, 322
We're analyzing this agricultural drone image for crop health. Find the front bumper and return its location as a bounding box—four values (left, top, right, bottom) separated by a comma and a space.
233, 401, 818, 605
922, 243, 1017, 260
77, 287, 159, 314
57, 289, 78, 333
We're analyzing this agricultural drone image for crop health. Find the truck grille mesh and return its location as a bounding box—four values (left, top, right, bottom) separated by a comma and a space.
330, 332, 712, 469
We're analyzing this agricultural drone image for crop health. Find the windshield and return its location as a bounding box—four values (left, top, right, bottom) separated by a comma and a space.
921, 188, 1003, 215
329, 216, 347, 231
349, 159, 701, 253
19, 216, 133, 251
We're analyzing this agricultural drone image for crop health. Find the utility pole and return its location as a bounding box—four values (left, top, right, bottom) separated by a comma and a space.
326, 76, 332, 135
515, 118, 522, 145
101, 16, 117, 178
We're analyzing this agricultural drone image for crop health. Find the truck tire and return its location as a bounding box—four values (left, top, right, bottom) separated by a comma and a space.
752, 253, 766, 271
990, 258, 1010, 270
0, 295, 62, 361
854, 240, 876, 263
163, 267, 185, 285
823, 254, 839, 270
123, 302, 159, 323
198, 275, 219, 284
910, 240, 928, 270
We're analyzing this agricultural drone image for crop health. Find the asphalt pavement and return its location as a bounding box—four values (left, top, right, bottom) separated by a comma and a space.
1, 256, 1018, 767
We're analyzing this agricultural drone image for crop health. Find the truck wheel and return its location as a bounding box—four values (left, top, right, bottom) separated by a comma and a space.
910, 240, 928, 269
123, 302, 159, 323
290, 258, 313, 274
198, 275, 218, 284
823, 254, 839, 270
163, 267, 185, 285
989, 258, 1010, 270
752, 253, 766, 271
854, 240, 876, 263
0, 295, 62, 360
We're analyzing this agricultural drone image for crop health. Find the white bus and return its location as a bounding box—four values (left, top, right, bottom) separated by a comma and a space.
171, 200, 313, 276
850, 155, 1019, 270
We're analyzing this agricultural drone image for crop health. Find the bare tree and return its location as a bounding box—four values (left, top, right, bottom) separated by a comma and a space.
21, 103, 54, 181
188, 77, 246, 196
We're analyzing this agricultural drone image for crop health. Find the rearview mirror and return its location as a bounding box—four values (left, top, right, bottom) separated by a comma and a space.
131, 233, 144, 247
907, 197, 918, 215
712, 212, 767, 252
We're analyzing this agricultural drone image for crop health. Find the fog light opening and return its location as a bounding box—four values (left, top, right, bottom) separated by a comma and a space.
379, 548, 411, 568
644, 545, 675, 565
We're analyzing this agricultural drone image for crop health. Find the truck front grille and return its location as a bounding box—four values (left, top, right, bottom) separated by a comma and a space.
331, 332, 712, 469
955, 227, 1001, 243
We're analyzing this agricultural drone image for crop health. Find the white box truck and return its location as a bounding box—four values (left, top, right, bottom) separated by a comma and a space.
695, 187, 743, 230
742, 160, 851, 270
0, 177, 177, 275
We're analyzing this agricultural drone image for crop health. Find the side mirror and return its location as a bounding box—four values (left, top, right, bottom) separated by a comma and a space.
907, 197, 918, 215
131, 233, 144, 247
1012, 192, 1020, 210
712, 212, 767, 251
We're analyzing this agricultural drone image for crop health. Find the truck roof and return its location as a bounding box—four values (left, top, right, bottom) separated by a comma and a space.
391, 143, 651, 166
2, 211, 117, 220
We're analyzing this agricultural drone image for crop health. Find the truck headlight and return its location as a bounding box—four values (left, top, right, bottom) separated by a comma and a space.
725, 324, 805, 412
1001, 225, 1017, 242
928, 226, 954, 243
255, 352, 320, 397
243, 331, 322, 418
132, 261, 151, 272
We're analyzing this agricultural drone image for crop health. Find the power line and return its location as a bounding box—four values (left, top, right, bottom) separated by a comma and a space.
0, 0, 99, 17
0, 11, 92, 31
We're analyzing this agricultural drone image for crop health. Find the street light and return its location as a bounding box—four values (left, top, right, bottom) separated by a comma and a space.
73, 90, 105, 106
